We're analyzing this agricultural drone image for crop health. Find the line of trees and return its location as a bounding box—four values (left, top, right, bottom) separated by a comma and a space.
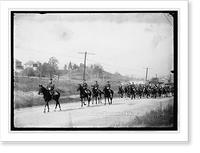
21, 57, 60, 78
19, 57, 105, 80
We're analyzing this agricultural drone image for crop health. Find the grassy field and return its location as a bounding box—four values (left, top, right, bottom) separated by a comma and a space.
14, 76, 121, 109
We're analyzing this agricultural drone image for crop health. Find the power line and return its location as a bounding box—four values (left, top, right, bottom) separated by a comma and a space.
16, 46, 157, 76
87, 58, 144, 72
16, 46, 83, 60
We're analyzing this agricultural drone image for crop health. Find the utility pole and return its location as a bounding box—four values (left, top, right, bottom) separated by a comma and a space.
143, 67, 152, 82
78, 52, 95, 81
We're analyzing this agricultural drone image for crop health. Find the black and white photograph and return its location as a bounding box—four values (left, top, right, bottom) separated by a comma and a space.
0, 0, 191, 146
12, 11, 177, 131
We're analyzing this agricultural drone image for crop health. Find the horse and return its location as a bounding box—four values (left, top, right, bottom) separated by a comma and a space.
152, 87, 157, 98
91, 85, 103, 104
38, 84, 61, 113
77, 84, 92, 107
137, 87, 143, 99
103, 86, 114, 105
124, 86, 128, 98
143, 87, 150, 99
130, 86, 136, 99
118, 86, 124, 98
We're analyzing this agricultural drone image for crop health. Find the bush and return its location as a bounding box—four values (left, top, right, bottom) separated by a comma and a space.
14, 91, 41, 109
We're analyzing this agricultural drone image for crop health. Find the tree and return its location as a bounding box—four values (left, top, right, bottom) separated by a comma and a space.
48, 57, 59, 70
92, 64, 104, 78
79, 63, 84, 69
72, 63, 79, 70
37, 62, 53, 78
48, 57, 59, 78
64, 64, 67, 70
22, 67, 35, 77
68, 61, 72, 70
150, 77, 159, 84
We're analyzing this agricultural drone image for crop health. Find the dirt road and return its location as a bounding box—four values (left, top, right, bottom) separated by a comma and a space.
14, 97, 173, 128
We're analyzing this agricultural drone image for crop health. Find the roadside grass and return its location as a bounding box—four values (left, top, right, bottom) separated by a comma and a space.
14, 76, 120, 96
114, 101, 174, 127
133, 103, 174, 127
14, 91, 80, 109
13, 76, 121, 109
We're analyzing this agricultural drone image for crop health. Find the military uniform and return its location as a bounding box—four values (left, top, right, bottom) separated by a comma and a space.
47, 79, 55, 98
82, 82, 88, 94
106, 81, 111, 89
94, 81, 99, 89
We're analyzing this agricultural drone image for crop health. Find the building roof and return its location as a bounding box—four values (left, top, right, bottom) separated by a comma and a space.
24, 60, 36, 65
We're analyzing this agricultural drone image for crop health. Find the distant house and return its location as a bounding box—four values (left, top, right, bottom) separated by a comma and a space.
15, 59, 24, 72
24, 60, 38, 70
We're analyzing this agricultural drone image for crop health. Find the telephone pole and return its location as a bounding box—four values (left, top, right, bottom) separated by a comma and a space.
78, 52, 95, 81
143, 67, 152, 82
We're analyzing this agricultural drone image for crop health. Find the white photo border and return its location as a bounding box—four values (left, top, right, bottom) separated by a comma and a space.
0, 1, 188, 142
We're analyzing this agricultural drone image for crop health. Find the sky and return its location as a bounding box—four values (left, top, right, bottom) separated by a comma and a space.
14, 13, 173, 78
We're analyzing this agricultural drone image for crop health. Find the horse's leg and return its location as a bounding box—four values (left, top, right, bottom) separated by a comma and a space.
92, 95, 94, 104
58, 101, 61, 111
47, 102, 50, 112
54, 98, 61, 111
81, 98, 83, 107
44, 101, 49, 113
44, 103, 47, 113
104, 97, 106, 105
88, 96, 90, 107
99, 94, 102, 103
84, 98, 86, 105
54, 102, 57, 111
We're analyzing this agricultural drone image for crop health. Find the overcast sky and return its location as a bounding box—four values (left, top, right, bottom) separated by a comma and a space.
14, 13, 173, 78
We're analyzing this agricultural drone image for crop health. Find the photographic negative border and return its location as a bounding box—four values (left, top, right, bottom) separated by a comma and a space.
10, 10, 178, 131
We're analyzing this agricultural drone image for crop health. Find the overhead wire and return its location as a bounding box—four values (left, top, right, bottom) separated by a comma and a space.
15, 37, 155, 74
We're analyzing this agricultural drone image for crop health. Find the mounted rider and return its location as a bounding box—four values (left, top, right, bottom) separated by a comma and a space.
82, 81, 88, 94
94, 81, 99, 90
46, 78, 55, 98
106, 80, 111, 90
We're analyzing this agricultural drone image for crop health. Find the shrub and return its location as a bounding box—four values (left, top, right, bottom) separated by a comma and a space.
14, 91, 41, 109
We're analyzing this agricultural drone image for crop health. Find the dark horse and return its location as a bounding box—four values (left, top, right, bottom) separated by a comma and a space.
77, 84, 92, 107
130, 86, 137, 99
118, 86, 124, 98
103, 86, 114, 105
38, 84, 61, 113
91, 85, 103, 104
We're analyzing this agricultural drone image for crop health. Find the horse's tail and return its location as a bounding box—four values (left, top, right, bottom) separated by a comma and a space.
111, 90, 114, 96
